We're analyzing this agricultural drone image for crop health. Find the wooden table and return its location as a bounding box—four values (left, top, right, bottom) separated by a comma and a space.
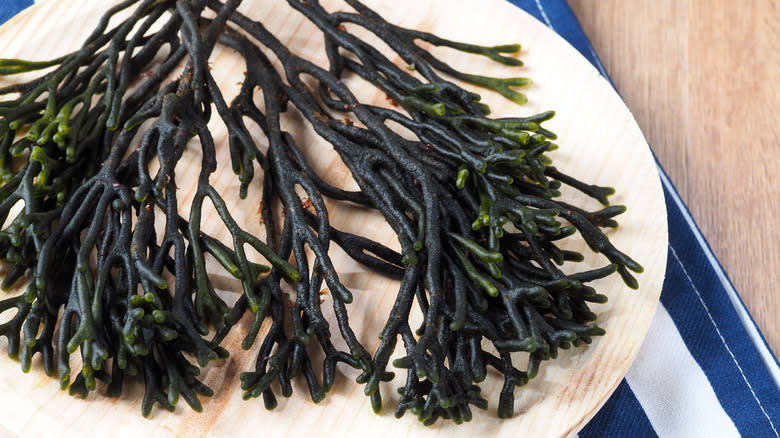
568, 0, 779, 355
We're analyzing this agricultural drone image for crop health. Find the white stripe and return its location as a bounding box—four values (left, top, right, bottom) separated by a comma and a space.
626, 304, 740, 438
586, 45, 610, 79
669, 246, 779, 436
534, 0, 555, 30
658, 168, 780, 390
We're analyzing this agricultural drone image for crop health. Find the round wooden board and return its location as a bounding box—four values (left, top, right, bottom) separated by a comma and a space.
0, 1, 667, 437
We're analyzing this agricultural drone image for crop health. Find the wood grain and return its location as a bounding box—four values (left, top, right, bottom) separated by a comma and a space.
0, 1, 667, 437
568, 0, 780, 356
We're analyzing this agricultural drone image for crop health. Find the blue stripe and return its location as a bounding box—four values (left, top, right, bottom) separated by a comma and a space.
0, 0, 33, 25
662, 188, 780, 436
579, 380, 658, 438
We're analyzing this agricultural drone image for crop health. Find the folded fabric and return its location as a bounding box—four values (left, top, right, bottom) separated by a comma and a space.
1, 1, 778, 437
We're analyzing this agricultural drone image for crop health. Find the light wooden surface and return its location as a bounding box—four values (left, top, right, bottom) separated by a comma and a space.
0, 0, 667, 437
569, 0, 780, 356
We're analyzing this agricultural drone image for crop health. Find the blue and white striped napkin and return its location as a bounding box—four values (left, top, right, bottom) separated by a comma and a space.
1, 1, 779, 436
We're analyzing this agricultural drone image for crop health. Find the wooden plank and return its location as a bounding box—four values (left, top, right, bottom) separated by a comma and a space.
569, 0, 780, 355
0, 1, 667, 436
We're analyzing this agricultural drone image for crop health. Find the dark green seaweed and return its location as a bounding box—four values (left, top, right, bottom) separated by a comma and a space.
0, 0, 640, 423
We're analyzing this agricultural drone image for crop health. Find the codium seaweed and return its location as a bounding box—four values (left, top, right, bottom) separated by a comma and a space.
0, 0, 641, 424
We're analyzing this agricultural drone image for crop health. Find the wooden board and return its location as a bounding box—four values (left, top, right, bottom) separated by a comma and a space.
0, 1, 668, 437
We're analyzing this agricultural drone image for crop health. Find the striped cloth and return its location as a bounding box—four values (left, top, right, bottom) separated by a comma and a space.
2, 1, 779, 436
